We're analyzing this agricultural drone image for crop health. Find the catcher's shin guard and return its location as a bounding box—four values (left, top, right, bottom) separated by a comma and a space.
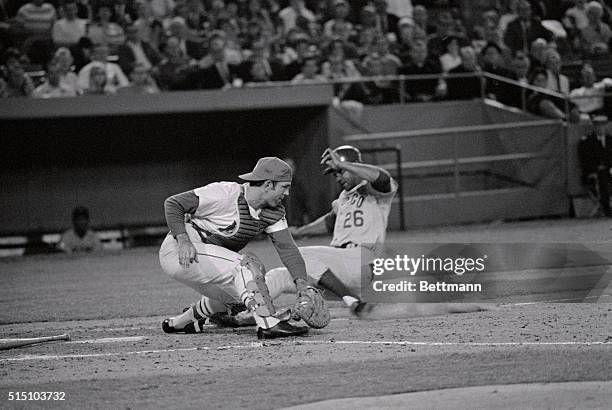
236, 252, 277, 318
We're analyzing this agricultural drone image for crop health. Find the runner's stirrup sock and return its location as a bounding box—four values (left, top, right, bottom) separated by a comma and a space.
318, 269, 361, 307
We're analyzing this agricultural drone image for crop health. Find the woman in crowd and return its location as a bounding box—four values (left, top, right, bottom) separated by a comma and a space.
0, 49, 34, 97
526, 67, 579, 121
54, 47, 82, 95
87, 2, 125, 51
85, 63, 115, 94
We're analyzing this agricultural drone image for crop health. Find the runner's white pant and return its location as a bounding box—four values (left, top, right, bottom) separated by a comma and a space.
267, 245, 374, 297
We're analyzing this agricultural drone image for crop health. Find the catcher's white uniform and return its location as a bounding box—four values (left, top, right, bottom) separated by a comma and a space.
268, 178, 398, 294
159, 182, 290, 314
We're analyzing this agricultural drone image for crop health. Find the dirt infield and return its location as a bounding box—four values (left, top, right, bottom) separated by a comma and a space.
1, 219, 611, 409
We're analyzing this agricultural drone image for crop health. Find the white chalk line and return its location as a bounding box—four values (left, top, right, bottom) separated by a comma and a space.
512, 294, 612, 305
2, 339, 611, 363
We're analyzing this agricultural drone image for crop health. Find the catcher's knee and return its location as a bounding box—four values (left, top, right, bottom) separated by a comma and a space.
236, 252, 277, 317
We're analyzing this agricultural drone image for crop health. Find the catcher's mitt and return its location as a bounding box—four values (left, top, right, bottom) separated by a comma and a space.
292, 286, 331, 329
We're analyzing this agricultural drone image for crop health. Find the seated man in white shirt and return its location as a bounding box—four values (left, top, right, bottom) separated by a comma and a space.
570, 63, 612, 117
52, 0, 87, 47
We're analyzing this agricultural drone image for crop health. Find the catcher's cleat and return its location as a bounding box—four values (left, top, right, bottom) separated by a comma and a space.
257, 320, 309, 339
162, 318, 209, 333
350, 301, 375, 318
208, 311, 256, 328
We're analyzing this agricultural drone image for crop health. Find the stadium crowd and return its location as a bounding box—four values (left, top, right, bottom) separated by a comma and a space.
0, 0, 612, 116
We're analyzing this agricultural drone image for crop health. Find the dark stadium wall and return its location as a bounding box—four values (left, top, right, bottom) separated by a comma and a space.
0, 106, 331, 235
329, 100, 570, 228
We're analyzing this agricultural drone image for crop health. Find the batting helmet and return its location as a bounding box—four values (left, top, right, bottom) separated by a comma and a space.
323, 145, 363, 174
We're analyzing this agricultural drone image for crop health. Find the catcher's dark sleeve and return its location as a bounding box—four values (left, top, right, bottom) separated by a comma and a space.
323, 211, 336, 233
370, 171, 392, 193
269, 229, 307, 281
164, 191, 200, 237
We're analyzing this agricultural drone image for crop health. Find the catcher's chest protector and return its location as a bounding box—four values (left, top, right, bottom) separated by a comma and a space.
198, 189, 285, 252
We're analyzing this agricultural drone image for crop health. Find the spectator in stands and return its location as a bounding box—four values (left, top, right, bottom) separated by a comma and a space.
447, 46, 483, 100
132, 1, 160, 49
399, 39, 445, 102
581, 1, 612, 55
240, 38, 285, 82
87, 2, 125, 50
244, 0, 274, 34
59, 206, 102, 253
528, 37, 548, 71
564, 0, 589, 51
322, 44, 366, 102
167, 16, 205, 60
117, 24, 161, 76
78, 43, 129, 90
290, 54, 326, 83
370, 33, 401, 75
155, 36, 193, 90
0, 48, 34, 97
218, 17, 244, 65
544, 48, 570, 94
16, 0, 56, 40
526, 67, 579, 120
112, 0, 132, 27
481, 42, 514, 100
323, 0, 352, 38
499, 50, 531, 109
512, 51, 531, 85
578, 115, 612, 216
412, 5, 436, 36
244, 60, 272, 83
279, 0, 316, 34
565, 0, 589, 30
52, 0, 87, 47
186, 31, 240, 89
32, 58, 77, 97
570, 63, 612, 116
395, 17, 413, 64
284, 33, 313, 80
439, 35, 462, 73
70, 36, 94, 71
504, 0, 553, 54
357, 3, 377, 32
84, 63, 115, 94
53, 47, 82, 95
428, 9, 465, 59
118, 63, 160, 93
144, 0, 175, 22
482, 20, 514, 68
361, 52, 399, 104
499, 0, 519, 36
372, 0, 399, 36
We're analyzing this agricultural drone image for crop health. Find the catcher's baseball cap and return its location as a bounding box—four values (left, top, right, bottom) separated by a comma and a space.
323, 145, 363, 174
239, 157, 293, 182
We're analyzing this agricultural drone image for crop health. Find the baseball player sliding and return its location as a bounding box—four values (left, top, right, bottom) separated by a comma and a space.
158, 157, 329, 339
266, 145, 398, 315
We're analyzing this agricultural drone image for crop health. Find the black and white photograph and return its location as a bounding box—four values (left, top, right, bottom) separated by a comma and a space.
1, 0, 611, 408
